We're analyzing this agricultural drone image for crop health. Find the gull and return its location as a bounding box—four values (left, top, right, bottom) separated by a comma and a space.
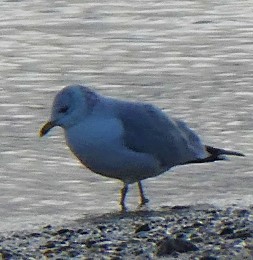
39, 85, 245, 211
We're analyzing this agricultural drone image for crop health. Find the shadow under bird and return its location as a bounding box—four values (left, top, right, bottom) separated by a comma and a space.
39, 85, 245, 211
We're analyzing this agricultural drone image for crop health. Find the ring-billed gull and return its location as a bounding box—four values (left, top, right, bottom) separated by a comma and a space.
39, 85, 245, 211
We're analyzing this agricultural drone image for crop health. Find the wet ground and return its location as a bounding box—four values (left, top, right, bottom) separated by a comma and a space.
0, 0, 253, 232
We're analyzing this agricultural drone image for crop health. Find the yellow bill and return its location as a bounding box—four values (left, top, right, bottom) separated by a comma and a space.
39, 121, 55, 137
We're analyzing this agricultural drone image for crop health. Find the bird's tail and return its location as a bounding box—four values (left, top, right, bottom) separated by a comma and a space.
186, 145, 245, 164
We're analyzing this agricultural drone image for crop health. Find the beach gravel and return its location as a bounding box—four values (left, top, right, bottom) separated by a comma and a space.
0, 205, 252, 259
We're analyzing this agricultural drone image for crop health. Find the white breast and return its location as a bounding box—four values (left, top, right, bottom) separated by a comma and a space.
65, 115, 123, 161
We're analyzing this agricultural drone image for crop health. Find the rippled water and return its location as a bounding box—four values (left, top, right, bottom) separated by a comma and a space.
0, 0, 253, 232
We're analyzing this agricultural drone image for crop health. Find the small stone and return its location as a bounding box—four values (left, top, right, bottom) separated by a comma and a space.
219, 227, 234, 236
43, 249, 54, 256
156, 237, 198, 256
43, 225, 53, 230
200, 256, 218, 260
68, 249, 80, 257
97, 224, 107, 231
55, 228, 74, 236
171, 205, 190, 210
85, 239, 96, 248
134, 248, 144, 255
175, 232, 186, 239
111, 256, 122, 260
96, 240, 112, 249
77, 228, 89, 235
189, 233, 203, 243
191, 221, 204, 228
29, 232, 41, 238
44, 241, 57, 248
233, 229, 252, 239
191, 236, 204, 243
135, 223, 150, 233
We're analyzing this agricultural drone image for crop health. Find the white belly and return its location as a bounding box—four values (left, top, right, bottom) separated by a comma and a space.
65, 116, 160, 183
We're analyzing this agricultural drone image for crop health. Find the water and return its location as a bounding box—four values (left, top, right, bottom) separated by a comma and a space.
0, 0, 253, 232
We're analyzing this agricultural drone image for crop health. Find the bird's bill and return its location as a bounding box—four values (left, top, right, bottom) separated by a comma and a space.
39, 121, 55, 137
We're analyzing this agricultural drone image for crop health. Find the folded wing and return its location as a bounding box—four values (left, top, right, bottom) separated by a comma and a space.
117, 101, 207, 170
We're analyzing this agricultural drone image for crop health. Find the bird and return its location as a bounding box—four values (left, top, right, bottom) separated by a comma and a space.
39, 85, 245, 211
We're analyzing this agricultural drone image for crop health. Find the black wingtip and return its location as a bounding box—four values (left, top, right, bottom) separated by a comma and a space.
184, 146, 245, 165
205, 145, 245, 157
234, 152, 245, 157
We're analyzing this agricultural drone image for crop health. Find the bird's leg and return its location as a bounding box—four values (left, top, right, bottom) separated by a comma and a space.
138, 181, 149, 206
120, 184, 128, 212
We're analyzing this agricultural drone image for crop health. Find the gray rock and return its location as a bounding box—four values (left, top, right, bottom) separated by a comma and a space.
135, 223, 150, 233
156, 236, 199, 256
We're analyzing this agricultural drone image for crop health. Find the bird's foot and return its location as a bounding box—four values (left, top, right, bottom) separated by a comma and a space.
137, 197, 149, 210
140, 197, 149, 206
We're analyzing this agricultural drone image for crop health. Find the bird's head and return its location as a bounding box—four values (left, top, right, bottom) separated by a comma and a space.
39, 85, 98, 137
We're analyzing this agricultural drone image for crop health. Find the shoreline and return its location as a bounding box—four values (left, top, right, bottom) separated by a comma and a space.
1, 204, 252, 259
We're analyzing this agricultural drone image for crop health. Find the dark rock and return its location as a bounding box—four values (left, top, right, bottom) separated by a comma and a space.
219, 227, 234, 236
191, 236, 204, 243
191, 221, 204, 228
85, 239, 96, 248
44, 241, 57, 248
77, 228, 89, 235
232, 229, 252, 239
96, 240, 112, 250
55, 228, 74, 236
118, 241, 127, 248
206, 209, 218, 214
42, 249, 54, 257
56, 245, 72, 252
171, 205, 190, 210
156, 237, 198, 256
200, 250, 219, 259
189, 233, 203, 243
115, 247, 123, 252
135, 223, 150, 233
182, 225, 194, 232
175, 232, 186, 239
176, 218, 187, 224
110, 256, 123, 260
43, 225, 53, 230
97, 224, 107, 231
134, 248, 144, 255
92, 229, 99, 235
29, 232, 41, 238
220, 220, 233, 226
68, 249, 80, 257
200, 256, 218, 260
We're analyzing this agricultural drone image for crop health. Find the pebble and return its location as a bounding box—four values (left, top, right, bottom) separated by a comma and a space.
219, 227, 234, 235
135, 223, 150, 233
156, 236, 199, 256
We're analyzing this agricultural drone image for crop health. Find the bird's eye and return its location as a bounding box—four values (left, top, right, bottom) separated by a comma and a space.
58, 106, 69, 113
